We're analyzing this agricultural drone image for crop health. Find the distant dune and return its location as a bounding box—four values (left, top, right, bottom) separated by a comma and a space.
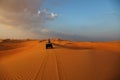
0, 40, 24, 51
0, 39, 120, 80
0, 39, 3, 43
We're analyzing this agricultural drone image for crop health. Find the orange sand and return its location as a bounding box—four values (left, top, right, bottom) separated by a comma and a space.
0, 40, 120, 80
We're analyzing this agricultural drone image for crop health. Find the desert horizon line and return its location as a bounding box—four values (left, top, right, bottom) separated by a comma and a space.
0, 37, 120, 42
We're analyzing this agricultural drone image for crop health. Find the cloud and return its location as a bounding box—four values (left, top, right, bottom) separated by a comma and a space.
0, 0, 58, 25
41, 28, 49, 33
49, 13, 58, 19
0, 0, 45, 28
38, 9, 58, 20
0, 0, 44, 13
0, 0, 58, 39
33, 30, 93, 41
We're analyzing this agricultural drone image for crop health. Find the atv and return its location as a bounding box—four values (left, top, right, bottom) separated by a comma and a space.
46, 43, 53, 49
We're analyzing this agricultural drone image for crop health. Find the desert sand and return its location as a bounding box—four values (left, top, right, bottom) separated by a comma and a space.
0, 39, 120, 80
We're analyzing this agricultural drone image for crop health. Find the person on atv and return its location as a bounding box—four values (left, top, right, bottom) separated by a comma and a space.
46, 39, 53, 49
48, 39, 51, 43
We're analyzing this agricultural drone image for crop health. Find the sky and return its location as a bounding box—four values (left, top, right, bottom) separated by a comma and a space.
0, 0, 120, 41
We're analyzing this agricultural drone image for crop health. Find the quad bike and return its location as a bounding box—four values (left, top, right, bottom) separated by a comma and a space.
46, 39, 53, 49
46, 43, 53, 49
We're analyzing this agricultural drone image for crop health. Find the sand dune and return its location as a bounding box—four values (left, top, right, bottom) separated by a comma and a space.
0, 40, 120, 80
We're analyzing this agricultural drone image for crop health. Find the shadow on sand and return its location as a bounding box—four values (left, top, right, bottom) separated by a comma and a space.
111, 54, 120, 80
52, 43, 94, 50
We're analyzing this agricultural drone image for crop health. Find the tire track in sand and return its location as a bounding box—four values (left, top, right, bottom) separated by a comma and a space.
55, 54, 67, 80
33, 53, 49, 80
49, 48, 67, 80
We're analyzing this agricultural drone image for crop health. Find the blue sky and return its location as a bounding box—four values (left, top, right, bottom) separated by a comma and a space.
41, 0, 120, 41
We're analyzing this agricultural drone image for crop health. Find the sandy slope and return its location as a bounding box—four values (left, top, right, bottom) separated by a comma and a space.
0, 40, 120, 80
